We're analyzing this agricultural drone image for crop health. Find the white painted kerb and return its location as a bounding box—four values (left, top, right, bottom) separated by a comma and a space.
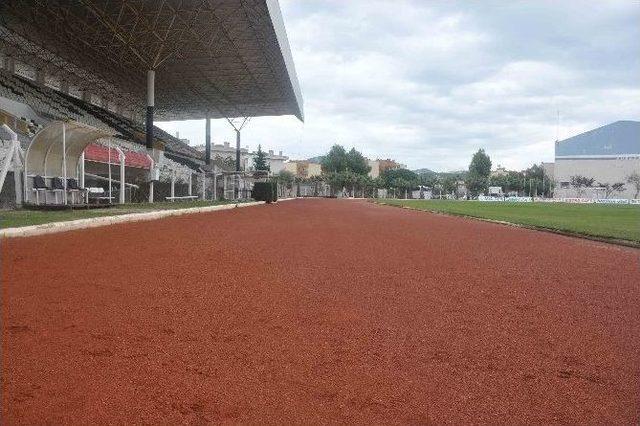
1, 201, 266, 239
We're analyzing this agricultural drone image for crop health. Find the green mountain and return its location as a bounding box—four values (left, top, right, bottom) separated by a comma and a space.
413, 168, 436, 175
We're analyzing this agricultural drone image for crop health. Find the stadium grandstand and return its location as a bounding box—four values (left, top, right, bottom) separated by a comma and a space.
0, 0, 303, 208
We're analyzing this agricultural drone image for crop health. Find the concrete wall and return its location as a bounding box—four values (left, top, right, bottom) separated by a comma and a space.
283, 162, 297, 175
269, 157, 286, 174
542, 162, 555, 181
553, 157, 640, 199
308, 163, 322, 177
283, 161, 322, 178
368, 160, 380, 178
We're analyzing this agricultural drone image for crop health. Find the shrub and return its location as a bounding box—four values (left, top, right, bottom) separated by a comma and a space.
253, 181, 278, 203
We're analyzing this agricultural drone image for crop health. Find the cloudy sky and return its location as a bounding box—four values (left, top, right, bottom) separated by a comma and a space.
158, 0, 640, 172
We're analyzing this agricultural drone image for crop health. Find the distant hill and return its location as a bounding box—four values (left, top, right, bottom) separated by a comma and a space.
307, 156, 324, 164
413, 168, 436, 175
412, 169, 468, 179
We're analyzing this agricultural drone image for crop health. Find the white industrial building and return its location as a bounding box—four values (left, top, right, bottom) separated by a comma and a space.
553, 120, 640, 200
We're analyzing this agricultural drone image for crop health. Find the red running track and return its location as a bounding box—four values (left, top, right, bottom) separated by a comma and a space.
2, 199, 639, 424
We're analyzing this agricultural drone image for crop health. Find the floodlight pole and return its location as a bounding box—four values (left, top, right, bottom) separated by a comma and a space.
115, 147, 126, 204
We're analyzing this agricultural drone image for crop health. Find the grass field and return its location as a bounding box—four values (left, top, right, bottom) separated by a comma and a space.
0, 200, 238, 229
377, 199, 640, 243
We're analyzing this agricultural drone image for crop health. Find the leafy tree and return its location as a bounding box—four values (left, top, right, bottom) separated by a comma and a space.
627, 172, 640, 198
465, 174, 489, 198
381, 168, 419, 187
598, 182, 626, 199
308, 175, 325, 196
469, 149, 492, 178
380, 169, 419, 198
505, 171, 525, 194
214, 155, 236, 171
524, 164, 552, 197
420, 174, 438, 189
466, 149, 491, 197
441, 175, 459, 198
612, 182, 625, 195
276, 170, 294, 187
489, 174, 508, 191
346, 148, 371, 175
321, 144, 370, 176
325, 171, 348, 196
253, 145, 270, 171
321, 144, 349, 173
570, 175, 595, 197
370, 177, 385, 197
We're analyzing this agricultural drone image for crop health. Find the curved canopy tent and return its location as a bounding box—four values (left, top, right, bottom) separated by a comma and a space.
24, 121, 113, 204
25, 121, 112, 178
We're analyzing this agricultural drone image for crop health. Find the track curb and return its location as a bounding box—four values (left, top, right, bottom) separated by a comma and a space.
371, 200, 640, 249
0, 201, 266, 239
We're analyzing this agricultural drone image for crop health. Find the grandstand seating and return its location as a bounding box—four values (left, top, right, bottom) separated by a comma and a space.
0, 69, 203, 162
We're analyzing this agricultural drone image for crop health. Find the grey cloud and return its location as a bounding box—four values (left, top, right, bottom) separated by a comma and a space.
159, 0, 640, 172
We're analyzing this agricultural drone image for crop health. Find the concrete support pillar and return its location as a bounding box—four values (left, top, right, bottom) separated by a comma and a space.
62, 123, 67, 204
116, 148, 125, 204
146, 70, 155, 150
235, 129, 241, 172
170, 174, 175, 201
13, 149, 23, 206
223, 175, 227, 200
107, 141, 112, 202
213, 172, 217, 201
188, 174, 192, 196
79, 152, 85, 188
205, 116, 211, 165
147, 154, 155, 204
200, 172, 206, 200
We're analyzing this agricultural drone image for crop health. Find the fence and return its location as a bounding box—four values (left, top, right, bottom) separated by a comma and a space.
478, 195, 640, 205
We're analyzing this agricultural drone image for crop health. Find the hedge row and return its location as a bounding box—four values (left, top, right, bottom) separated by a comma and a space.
252, 181, 278, 203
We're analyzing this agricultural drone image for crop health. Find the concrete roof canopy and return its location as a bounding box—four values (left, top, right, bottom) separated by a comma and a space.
556, 120, 640, 157
0, 0, 303, 122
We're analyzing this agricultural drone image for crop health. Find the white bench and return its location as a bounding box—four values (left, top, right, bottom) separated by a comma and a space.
165, 195, 199, 202
87, 187, 114, 204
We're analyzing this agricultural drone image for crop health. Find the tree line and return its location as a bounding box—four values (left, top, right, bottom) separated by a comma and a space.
264, 144, 640, 199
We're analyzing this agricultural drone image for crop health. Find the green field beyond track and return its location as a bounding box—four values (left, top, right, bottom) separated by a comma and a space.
378, 199, 640, 244
0, 200, 238, 229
